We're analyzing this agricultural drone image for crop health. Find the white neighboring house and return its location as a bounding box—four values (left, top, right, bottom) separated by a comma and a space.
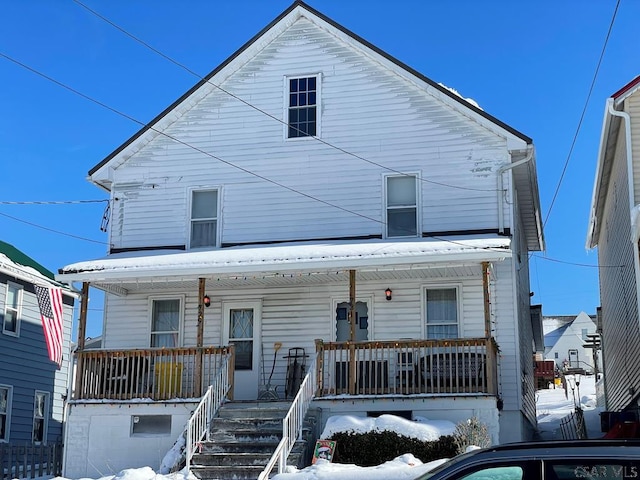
543, 312, 599, 374
56, 1, 545, 477
587, 74, 640, 413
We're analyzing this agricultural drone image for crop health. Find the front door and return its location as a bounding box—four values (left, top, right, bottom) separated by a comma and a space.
223, 301, 261, 400
568, 349, 579, 369
335, 301, 368, 341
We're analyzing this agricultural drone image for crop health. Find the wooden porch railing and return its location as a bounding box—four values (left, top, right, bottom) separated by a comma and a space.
315, 337, 498, 396
74, 346, 235, 401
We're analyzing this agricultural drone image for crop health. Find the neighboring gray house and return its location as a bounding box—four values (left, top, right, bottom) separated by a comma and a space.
587, 74, 640, 413
543, 312, 599, 374
56, 2, 545, 477
0, 240, 75, 446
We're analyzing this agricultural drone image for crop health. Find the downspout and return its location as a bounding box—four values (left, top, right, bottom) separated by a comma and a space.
497, 146, 534, 234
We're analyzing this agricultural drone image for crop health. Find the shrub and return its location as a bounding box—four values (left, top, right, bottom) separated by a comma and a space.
452, 417, 491, 454
329, 430, 457, 467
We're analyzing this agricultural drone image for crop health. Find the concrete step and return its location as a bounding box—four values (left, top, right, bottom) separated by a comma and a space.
189, 400, 313, 479
191, 450, 303, 467
191, 464, 264, 480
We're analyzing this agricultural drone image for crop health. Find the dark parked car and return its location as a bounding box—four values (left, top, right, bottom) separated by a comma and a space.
415, 439, 640, 480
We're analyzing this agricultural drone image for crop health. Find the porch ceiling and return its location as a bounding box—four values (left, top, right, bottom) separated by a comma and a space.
57, 236, 510, 295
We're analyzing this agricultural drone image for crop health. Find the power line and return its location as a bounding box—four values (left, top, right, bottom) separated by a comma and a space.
0, 210, 108, 245
0, 199, 107, 205
543, 0, 621, 228
71, 0, 499, 194
531, 253, 623, 269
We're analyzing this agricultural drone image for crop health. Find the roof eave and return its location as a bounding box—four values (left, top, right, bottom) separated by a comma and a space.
587, 98, 617, 249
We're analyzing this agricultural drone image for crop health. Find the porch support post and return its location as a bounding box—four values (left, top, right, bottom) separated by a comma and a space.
195, 278, 206, 396
74, 282, 89, 399
315, 339, 324, 397
482, 262, 491, 337
348, 270, 357, 394
349, 270, 356, 341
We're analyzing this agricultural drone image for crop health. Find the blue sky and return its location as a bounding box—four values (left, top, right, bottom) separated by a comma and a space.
1, 1, 637, 339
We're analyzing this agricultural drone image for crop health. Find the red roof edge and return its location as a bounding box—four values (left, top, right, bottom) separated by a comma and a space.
612, 74, 640, 100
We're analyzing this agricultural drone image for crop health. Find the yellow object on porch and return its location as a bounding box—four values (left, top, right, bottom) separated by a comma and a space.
154, 362, 183, 397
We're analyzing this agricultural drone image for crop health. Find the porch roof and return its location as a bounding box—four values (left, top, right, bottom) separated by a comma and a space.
57, 236, 510, 288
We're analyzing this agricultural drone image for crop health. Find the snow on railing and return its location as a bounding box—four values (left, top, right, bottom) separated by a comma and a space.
258, 352, 318, 480
186, 354, 232, 472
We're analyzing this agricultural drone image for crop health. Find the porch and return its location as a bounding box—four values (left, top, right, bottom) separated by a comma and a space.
72, 338, 497, 401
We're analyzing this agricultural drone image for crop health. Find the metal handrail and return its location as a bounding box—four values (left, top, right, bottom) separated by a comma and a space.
185, 354, 231, 472
258, 353, 318, 480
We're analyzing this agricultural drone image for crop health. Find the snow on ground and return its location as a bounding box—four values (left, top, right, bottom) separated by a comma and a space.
45, 374, 602, 480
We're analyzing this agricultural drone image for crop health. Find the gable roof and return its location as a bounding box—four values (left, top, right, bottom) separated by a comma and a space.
88, 0, 532, 187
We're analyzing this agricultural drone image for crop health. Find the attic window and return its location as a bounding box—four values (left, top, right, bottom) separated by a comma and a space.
287, 76, 317, 138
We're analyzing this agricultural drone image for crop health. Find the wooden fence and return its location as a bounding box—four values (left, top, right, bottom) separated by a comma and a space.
0, 442, 62, 480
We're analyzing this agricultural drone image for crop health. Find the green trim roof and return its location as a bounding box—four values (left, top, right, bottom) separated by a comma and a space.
0, 240, 55, 281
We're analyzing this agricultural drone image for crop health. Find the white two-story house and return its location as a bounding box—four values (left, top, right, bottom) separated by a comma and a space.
57, 1, 544, 477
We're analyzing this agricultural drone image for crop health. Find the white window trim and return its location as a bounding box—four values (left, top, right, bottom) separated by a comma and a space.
187, 186, 222, 250
148, 295, 185, 348
383, 172, 421, 239
421, 283, 463, 339
32, 390, 49, 445
0, 385, 12, 443
3, 282, 23, 337
283, 73, 321, 141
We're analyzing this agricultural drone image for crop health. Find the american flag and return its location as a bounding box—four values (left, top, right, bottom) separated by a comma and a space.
35, 285, 64, 367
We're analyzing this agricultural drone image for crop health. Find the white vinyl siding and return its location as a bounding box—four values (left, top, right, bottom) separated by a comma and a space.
3, 282, 22, 336
596, 115, 640, 411
105, 18, 507, 250
0, 386, 11, 442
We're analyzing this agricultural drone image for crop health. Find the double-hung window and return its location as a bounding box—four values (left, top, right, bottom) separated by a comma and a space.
0, 386, 11, 442
150, 298, 181, 348
425, 287, 459, 339
385, 175, 418, 237
3, 283, 22, 336
33, 391, 49, 444
287, 76, 317, 138
190, 189, 218, 248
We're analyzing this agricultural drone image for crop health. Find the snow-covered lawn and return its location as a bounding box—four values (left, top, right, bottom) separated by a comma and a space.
48, 374, 602, 480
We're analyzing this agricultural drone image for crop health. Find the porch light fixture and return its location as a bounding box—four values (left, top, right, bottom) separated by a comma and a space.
385, 288, 392, 301
203, 295, 211, 308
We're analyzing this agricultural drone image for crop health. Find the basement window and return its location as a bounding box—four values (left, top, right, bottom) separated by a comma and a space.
131, 415, 171, 436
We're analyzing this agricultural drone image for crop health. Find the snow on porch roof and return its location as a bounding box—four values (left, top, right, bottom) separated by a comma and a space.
56, 236, 511, 283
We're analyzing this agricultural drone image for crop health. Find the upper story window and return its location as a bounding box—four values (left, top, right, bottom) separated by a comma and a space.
33, 391, 49, 444
385, 175, 418, 237
150, 298, 181, 348
0, 386, 11, 442
190, 189, 218, 249
287, 76, 317, 138
425, 287, 459, 339
3, 283, 22, 336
